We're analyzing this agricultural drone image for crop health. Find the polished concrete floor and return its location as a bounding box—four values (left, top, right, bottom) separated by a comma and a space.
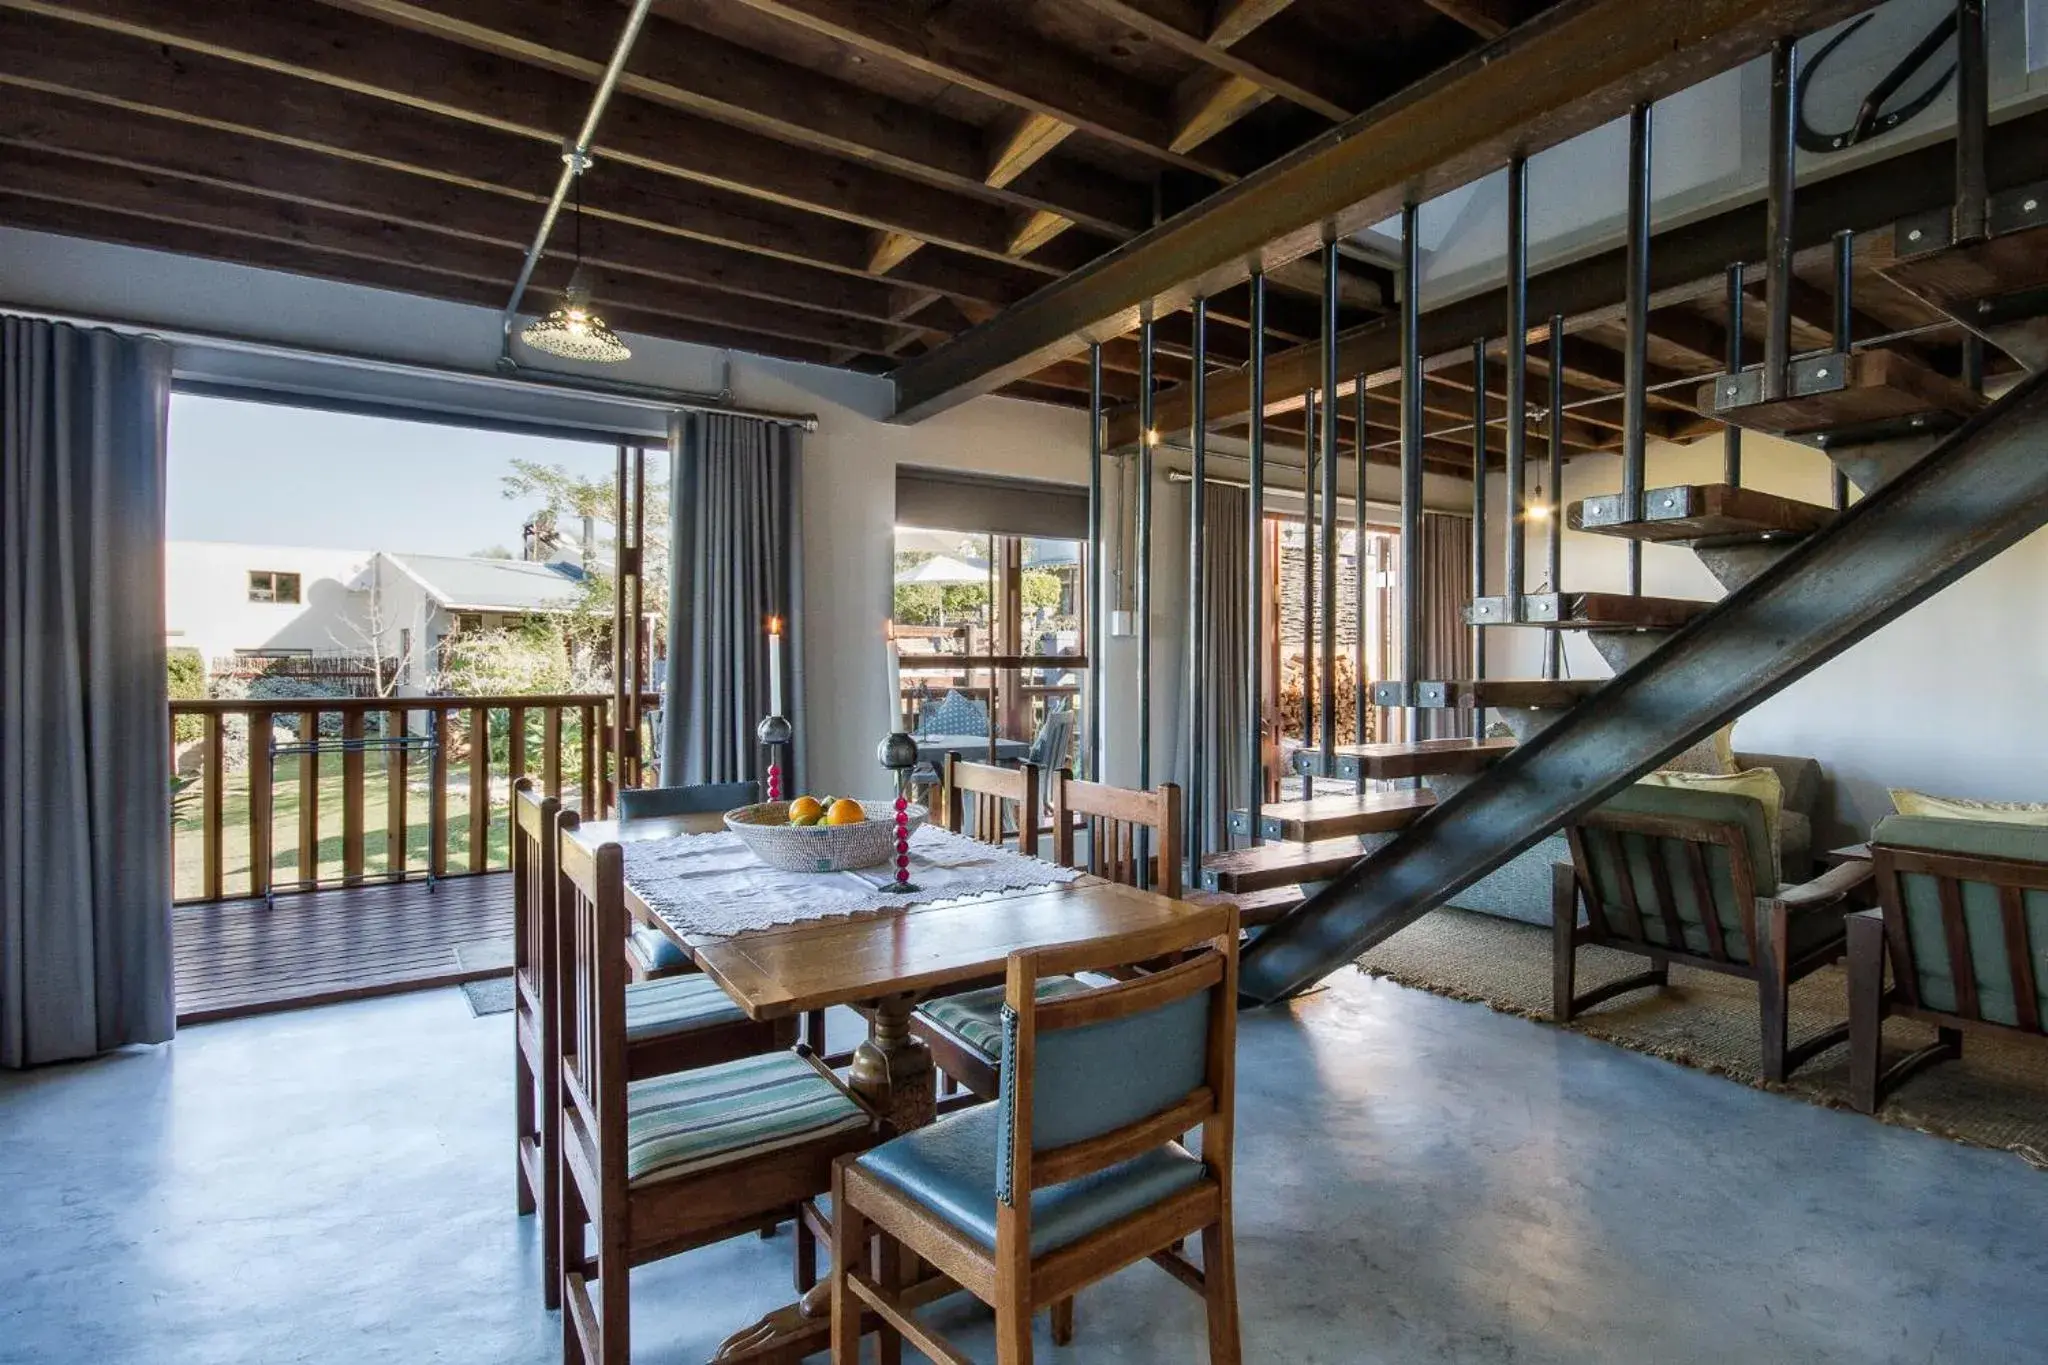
3, 969, 2045, 1365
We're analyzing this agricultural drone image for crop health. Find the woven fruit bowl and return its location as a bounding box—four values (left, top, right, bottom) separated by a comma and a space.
723, 800, 929, 873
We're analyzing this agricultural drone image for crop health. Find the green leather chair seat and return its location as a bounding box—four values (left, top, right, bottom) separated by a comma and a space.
1873, 815, 2048, 1027
857, 1104, 1204, 1256
916, 976, 1094, 1062
623, 973, 748, 1042
624, 1051, 867, 1188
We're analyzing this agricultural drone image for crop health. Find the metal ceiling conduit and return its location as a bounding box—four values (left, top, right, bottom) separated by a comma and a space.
497, 0, 656, 375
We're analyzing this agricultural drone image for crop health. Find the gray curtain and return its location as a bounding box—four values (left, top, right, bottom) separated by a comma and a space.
1418, 512, 1474, 740
1, 317, 175, 1067
1174, 483, 1250, 856
660, 411, 806, 793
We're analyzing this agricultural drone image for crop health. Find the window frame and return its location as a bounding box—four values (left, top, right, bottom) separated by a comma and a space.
247, 570, 302, 605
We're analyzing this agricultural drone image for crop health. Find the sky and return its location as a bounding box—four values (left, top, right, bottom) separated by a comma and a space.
165, 394, 624, 556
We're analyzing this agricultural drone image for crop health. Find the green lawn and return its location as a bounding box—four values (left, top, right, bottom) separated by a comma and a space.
172, 749, 591, 902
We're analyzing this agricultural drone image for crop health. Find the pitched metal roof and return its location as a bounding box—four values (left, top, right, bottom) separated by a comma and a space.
386, 553, 588, 614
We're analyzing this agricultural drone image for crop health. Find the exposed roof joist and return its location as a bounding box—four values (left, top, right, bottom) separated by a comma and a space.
888, 0, 1870, 423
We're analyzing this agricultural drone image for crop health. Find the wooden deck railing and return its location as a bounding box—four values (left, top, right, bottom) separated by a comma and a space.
170, 693, 656, 905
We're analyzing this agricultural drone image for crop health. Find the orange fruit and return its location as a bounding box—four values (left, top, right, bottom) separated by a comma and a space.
787, 796, 823, 826
824, 798, 865, 827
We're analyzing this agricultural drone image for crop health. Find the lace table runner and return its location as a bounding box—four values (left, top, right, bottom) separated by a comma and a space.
622, 823, 1079, 939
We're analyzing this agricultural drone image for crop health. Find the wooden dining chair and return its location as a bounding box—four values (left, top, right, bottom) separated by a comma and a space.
941, 753, 1040, 856
555, 829, 881, 1365
512, 780, 797, 1310
619, 780, 761, 980
916, 775, 1185, 1102
1052, 771, 1184, 900
831, 904, 1243, 1365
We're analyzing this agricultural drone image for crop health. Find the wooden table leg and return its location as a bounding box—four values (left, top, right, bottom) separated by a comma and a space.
708, 994, 935, 1363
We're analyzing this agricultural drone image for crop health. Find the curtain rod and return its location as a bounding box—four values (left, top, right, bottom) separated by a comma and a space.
1166, 468, 1473, 518
0, 302, 820, 430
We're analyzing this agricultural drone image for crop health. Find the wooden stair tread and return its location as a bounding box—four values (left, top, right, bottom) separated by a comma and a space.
1568, 483, 1835, 544
1467, 592, 1710, 631
1872, 219, 2048, 371
1698, 350, 1984, 438
1201, 836, 1385, 894
1442, 678, 1603, 709
1331, 737, 1513, 781
1231, 789, 1434, 843
1184, 884, 1306, 927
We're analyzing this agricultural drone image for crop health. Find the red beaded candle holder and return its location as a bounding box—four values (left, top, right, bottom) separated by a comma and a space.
892, 793, 912, 889
766, 762, 782, 802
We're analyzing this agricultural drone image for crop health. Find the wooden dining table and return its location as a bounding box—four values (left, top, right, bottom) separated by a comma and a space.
559, 812, 1216, 1364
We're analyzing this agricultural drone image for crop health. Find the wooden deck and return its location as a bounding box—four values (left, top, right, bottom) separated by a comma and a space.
174, 873, 513, 1024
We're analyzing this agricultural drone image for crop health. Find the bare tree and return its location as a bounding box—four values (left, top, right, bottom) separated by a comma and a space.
327, 555, 429, 697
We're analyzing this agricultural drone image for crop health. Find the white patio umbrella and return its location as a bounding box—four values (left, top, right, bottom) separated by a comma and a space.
895, 552, 990, 631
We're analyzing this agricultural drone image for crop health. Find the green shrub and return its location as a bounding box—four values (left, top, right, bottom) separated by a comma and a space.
168, 647, 206, 744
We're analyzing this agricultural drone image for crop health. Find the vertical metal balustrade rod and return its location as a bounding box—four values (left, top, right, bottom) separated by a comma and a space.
1956, 0, 1988, 241
1353, 374, 1369, 744
1302, 389, 1318, 788
1832, 229, 1854, 510
1137, 315, 1155, 886
1622, 104, 1652, 596
1086, 342, 1104, 781
1505, 156, 1530, 623
1245, 273, 1268, 846
1399, 203, 1423, 745
1545, 317, 1565, 681
1470, 337, 1489, 736
1186, 298, 1209, 887
1724, 263, 1745, 487
1763, 37, 1799, 403
1319, 241, 1341, 770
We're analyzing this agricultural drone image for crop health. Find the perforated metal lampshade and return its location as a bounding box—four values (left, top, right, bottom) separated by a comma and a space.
520, 272, 631, 364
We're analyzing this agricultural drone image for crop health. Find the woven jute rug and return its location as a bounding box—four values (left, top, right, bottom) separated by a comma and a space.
1358, 908, 2048, 1169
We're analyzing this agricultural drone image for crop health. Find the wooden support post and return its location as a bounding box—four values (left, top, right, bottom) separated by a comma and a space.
249, 708, 273, 902
428, 706, 448, 880
469, 705, 489, 874
387, 706, 409, 876
342, 709, 365, 886
203, 711, 224, 902
298, 708, 320, 890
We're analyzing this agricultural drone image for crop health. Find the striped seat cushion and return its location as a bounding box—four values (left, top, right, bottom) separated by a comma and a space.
628, 924, 688, 973
624, 974, 748, 1042
625, 1052, 869, 1188
915, 976, 1093, 1062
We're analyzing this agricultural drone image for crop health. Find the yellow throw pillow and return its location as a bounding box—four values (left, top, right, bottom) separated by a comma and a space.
1659, 722, 1738, 777
1639, 765, 1784, 886
1888, 789, 2048, 828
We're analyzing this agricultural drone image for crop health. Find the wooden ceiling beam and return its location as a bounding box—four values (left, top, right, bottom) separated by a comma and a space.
0, 10, 1051, 314
322, 0, 1149, 240
1067, 0, 1350, 122
0, 187, 858, 368
894, 0, 1870, 422
7, 0, 1109, 284
1418, 0, 1521, 40
712, 0, 1246, 181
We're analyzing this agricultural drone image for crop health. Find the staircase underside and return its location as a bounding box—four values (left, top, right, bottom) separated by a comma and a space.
1238, 365, 2048, 1005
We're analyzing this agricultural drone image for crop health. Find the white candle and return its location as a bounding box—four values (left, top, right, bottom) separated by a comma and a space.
767, 615, 784, 716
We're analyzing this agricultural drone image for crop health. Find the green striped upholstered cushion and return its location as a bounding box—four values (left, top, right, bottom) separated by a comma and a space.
629, 925, 688, 973
624, 974, 748, 1042
917, 976, 1094, 1061
1873, 815, 2048, 1026
625, 1052, 868, 1188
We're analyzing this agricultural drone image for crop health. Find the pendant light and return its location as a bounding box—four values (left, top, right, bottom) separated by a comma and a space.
521, 157, 631, 365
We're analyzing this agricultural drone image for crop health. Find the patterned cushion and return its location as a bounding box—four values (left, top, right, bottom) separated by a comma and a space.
625, 1051, 868, 1188
1660, 723, 1738, 776
1888, 789, 2048, 828
922, 689, 989, 738
629, 924, 688, 973
625, 973, 748, 1042
916, 976, 1094, 1062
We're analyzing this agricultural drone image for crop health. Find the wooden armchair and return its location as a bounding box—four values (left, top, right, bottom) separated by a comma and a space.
941, 753, 1040, 856
554, 830, 880, 1364
831, 904, 1242, 1365
1553, 784, 1872, 1083
618, 781, 760, 980
511, 780, 795, 1310
1850, 815, 2048, 1113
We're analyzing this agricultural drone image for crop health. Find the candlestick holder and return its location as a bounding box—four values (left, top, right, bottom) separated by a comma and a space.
877, 731, 919, 894
757, 714, 793, 802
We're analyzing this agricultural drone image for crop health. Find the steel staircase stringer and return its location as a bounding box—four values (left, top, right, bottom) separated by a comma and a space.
1238, 364, 2048, 1006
